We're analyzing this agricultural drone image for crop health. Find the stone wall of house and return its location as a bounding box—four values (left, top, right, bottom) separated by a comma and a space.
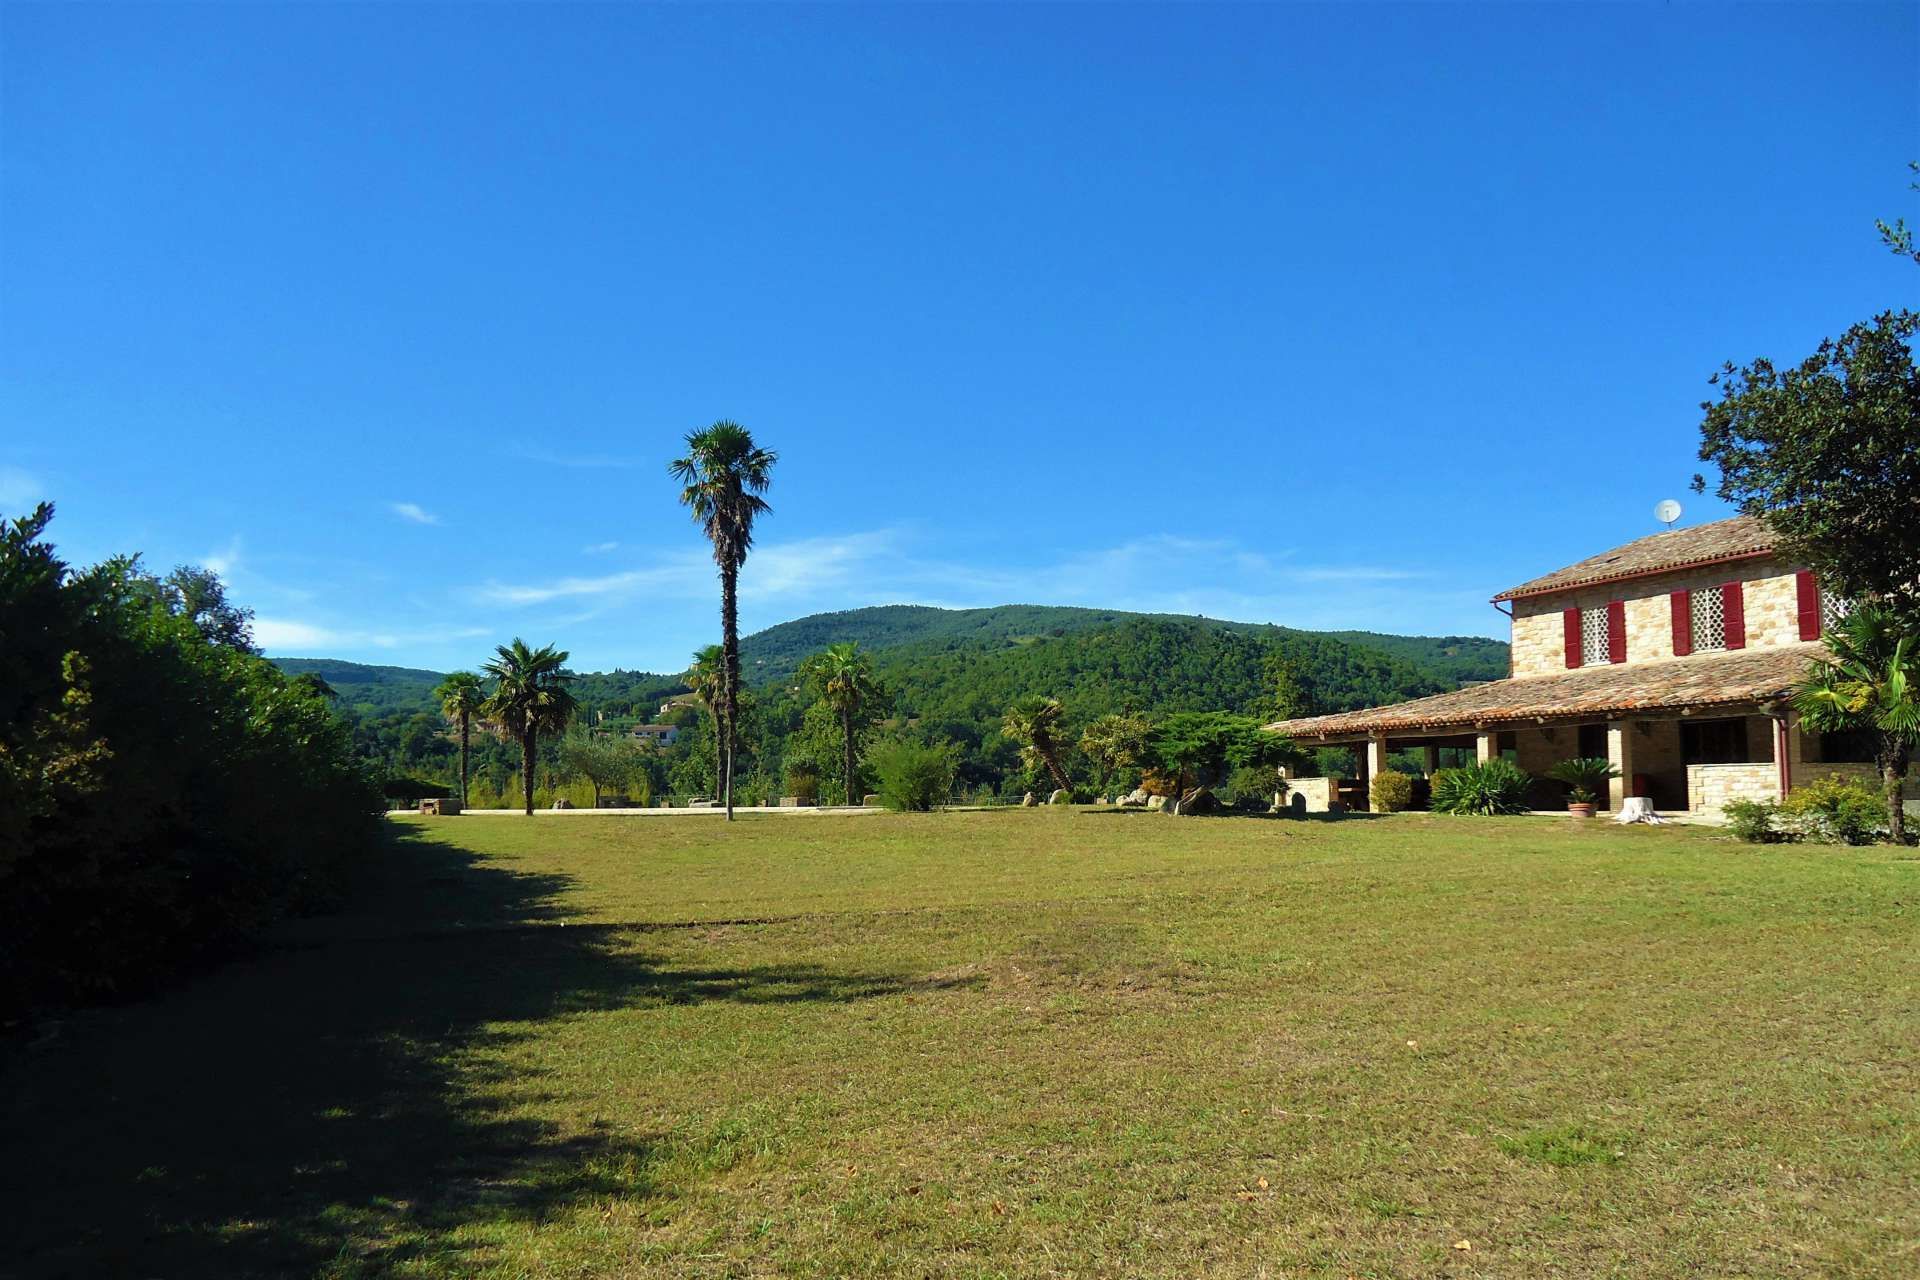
1510, 557, 1810, 677
1688, 763, 1779, 816
1283, 776, 1340, 813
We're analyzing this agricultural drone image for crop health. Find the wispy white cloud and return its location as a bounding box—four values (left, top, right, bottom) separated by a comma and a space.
508, 445, 643, 470
255, 616, 489, 654
389, 502, 440, 526
0, 465, 43, 510
583, 541, 621, 554
203, 537, 243, 578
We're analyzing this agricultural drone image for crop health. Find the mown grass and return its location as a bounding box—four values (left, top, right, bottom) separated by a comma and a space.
5, 810, 1917, 1277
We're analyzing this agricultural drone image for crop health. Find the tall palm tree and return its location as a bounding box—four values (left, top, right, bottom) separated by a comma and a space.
1794, 603, 1919, 843
434, 670, 486, 805
685, 644, 726, 794
670, 421, 777, 820
1002, 695, 1073, 795
799, 642, 885, 805
481, 640, 579, 816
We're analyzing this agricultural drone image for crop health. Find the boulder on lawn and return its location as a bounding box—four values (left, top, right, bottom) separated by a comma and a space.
551, 797, 574, 810
1145, 795, 1168, 811
1049, 789, 1070, 805
862, 793, 881, 807
1121, 786, 1151, 806
1178, 787, 1220, 815
1021, 791, 1038, 807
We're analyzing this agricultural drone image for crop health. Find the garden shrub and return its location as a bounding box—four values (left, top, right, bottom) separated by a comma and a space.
783, 760, 821, 803
1370, 769, 1414, 813
1721, 798, 1785, 844
869, 739, 956, 811
1049, 789, 1072, 805
1779, 774, 1887, 845
1430, 759, 1532, 816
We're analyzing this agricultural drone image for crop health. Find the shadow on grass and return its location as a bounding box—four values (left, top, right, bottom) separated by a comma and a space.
0, 825, 955, 1278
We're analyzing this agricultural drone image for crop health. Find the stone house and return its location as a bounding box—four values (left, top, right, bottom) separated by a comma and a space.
1267, 516, 1915, 816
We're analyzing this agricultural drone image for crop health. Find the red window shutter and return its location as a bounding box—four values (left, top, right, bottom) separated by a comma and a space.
1607, 599, 1627, 663
1795, 571, 1821, 641
1563, 607, 1582, 668
1722, 581, 1746, 649
1671, 589, 1693, 656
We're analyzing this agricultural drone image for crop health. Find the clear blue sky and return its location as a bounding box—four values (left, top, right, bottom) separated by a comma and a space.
4, 3, 1914, 674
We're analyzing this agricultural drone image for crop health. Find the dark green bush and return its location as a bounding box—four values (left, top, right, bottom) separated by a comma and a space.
1, 504, 382, 1018
869, 739, 956, 811
1370, 769, 1414, 813
1431, 759, 1532, 816
1721, 798, 1785, 844
382, 776, 452, 803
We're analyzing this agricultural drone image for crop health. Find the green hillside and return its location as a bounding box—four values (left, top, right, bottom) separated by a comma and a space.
740, 604, 1508, 688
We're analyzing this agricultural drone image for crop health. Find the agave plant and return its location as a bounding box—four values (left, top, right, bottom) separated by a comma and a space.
1544, 756, 1621, 807
1431, 759, 1533, 816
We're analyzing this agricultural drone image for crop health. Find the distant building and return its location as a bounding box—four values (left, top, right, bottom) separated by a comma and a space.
628, 723, 679, 747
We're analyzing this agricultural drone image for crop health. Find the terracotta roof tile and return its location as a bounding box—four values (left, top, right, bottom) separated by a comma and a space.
1492, 516, 1778, 601
1266, 645, 1818, 739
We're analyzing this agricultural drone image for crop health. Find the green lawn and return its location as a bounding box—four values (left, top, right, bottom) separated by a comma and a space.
6, 811, 1918, 1277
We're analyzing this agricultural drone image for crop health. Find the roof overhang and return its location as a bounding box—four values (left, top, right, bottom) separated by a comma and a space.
1490, 547, 1778, 603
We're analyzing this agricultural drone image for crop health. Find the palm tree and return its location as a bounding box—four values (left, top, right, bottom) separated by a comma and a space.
434, 670, 486, 805
800, 642, 885, 805
1794, 603, 1919, 843
685, 644, 726, 793
481, 640, 579, 816
1080, 711, 1150, 796
1002, 695, 1073, 795
670, 422, 777, 820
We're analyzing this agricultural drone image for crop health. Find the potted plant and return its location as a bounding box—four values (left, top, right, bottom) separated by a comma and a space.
1545, 757, 1621, 818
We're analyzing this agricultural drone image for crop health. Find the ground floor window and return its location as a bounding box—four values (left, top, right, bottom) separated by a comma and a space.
1814, 728, 1877, 763
1682, 717, 1749, 765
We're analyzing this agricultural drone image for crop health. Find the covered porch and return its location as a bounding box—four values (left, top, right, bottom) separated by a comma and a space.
1266, 647, 1827, 817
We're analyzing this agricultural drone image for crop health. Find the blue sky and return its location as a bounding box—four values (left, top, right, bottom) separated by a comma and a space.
3, 3, 1914, 674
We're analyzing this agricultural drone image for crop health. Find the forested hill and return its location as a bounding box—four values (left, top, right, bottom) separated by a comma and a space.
739, 604, 1508, 690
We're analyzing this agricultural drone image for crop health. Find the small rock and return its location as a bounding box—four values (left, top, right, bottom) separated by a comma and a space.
1021, 792, 1038, 807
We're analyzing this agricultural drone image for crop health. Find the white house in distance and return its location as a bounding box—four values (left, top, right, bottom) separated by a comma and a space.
1268, 516, 1914, 816
628, 723, 679, 748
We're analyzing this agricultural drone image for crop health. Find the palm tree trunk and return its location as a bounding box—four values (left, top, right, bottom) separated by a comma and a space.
1885, 741, 1910, 844
720, 560, 739, 821
844, 705, 857, 806
458, 712, 470, 806
522, 730, 536, 816
1040, 741, 1071, 795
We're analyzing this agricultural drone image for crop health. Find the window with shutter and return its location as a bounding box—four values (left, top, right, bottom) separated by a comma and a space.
1670, 590, 1693, 657
1721, 582, 1746, 649
1689, 589, 1726, 651
1579, 606, 1612, 667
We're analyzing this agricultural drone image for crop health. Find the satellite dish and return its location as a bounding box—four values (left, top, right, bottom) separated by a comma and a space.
1655, 499, 1683, 529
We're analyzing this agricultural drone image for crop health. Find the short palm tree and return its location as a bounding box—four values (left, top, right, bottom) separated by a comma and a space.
799, 642, 885, 805
1079, 711, 1150, 796
1794, 603, 1918, 843
671, 422, 777, 820
685, 644, 726, 793
481, 640, 579, 816
435, 671, 486, 805
1002, 695, 1073, 795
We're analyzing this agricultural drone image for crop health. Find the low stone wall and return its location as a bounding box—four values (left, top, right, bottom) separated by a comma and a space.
1687, 763, 1777, 817
1284, 777, 1340, 814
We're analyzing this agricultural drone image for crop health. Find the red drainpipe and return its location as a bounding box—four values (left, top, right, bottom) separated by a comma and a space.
1773, 714, 1792, 800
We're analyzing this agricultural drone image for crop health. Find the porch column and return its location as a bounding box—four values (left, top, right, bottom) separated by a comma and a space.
1606, 720, 1636, 811
1420, 745, 1440, 778
1476, 730, 1499, 765
1772, 714, 1796, 800
1366, 735, 1390, 810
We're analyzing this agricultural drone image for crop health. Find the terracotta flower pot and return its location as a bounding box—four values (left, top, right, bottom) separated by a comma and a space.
1568, 802, 1596, 819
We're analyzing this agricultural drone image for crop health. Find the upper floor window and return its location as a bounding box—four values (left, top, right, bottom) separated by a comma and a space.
1689, 588, 1727, 652
1580, 605, 1612, 667
1822, 589, 1851, 633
